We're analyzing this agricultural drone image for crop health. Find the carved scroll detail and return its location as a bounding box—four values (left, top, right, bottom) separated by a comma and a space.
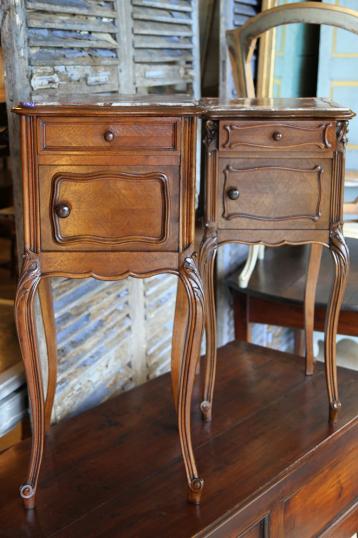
336, 120, 349, 149
204, 120, 218, 152
183, 253, 204, 304
15, 249, 41, 305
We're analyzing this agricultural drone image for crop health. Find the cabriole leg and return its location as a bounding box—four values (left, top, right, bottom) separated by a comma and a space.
177, 255, 204, 504
324, 227, 349, 422
14, 250, 44, 509
38, 278, 58, 431
199, 227, 218, 422
304, 243, 323, 375
171, 278, 187, 410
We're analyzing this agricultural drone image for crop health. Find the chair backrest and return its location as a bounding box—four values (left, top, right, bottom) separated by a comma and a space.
226, 1, 358, 98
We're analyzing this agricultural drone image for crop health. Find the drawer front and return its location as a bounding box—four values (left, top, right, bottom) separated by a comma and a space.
39, 165, 179, 251
38, 117, 179, 153
283, 443, 358, 538
218, 158, 332, 230
219, 121, 336, 152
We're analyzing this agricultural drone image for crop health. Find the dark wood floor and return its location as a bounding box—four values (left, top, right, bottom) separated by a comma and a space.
0, 341, 357, 537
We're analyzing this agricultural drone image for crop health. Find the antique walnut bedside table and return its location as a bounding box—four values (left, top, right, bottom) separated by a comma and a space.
199, 97, 355, 425
13, 96, 205, 508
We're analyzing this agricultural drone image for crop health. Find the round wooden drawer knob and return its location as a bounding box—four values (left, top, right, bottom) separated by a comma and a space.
55, 203, 71, 218
104, 130, 115, 142
272, 131, 283, 141
227, 188, 240, 200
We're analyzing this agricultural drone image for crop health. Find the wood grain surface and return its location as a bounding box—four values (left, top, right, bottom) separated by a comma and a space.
0, 341, 357, 537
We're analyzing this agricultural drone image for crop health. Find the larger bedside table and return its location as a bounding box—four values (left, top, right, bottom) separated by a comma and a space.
14, 96, 204, 508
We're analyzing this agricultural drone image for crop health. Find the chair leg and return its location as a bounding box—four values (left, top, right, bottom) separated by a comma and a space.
239, 245, 260, 288
304, 244, 323, 375
38, 278, 58, 432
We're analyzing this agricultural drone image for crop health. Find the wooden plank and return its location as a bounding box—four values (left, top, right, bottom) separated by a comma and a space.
27, 13, 118, 33
134, 35, 192, 48
30, 49, 118, 66
132, 0, 192, 13
26, 1, 117, 18
28, 37, 118, 49
134, 49, 193, 62
133, 21, 193, 36
132, 8, 192, 24
116, 0, 135, 93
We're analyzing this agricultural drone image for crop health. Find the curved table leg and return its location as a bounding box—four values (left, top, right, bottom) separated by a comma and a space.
324, 227, 349, 422
38, 278, 58, 432
304, 243, 323, 375
171, 278, 187, 410
14, 250, 45, 509
177, 255, 204, 504
199, 228, 218, 422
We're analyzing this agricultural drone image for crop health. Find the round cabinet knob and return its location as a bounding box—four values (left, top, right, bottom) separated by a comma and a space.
104, 130, 115, 142
55, 202, 71, 218
272, 131, 283, 141
227, 188, 240, 201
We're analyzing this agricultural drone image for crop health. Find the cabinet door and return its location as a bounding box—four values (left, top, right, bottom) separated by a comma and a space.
39, 165, 179, 252
218, 158, 332, 230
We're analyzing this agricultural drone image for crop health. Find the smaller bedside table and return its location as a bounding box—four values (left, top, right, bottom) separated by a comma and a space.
199, 97, 355, 425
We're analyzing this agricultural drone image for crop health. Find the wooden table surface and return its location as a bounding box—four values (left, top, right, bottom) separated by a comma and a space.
227, 238, 358, 313
0, 341, 357, 537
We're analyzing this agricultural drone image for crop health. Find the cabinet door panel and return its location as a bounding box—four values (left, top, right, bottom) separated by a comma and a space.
218, 158, 332, 230
39, 165, 179, 251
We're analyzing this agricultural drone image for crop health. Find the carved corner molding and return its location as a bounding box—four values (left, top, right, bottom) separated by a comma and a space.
329, 223, 349, 264
336, 120, 349, 149
15, 249, 41, 307
204, 120, 218, 152
182, 253, 204, 305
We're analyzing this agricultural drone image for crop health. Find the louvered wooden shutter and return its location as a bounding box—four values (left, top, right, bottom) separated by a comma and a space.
131, 0, 200, 97
3, 0, 199, 421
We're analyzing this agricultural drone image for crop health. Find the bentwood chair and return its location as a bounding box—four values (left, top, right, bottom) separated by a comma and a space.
214, 2, 358, 381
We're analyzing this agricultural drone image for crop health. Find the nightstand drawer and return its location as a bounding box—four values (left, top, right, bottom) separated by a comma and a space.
219, 121, 335, 152
38, 117, 179, 153
218, 158, 332, 230
39, 165, 179, 251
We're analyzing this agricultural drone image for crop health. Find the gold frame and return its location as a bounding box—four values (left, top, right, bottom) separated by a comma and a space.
256, 0, 278, 98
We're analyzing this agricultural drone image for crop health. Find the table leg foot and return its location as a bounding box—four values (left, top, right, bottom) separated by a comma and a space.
20, 484, 36, 510
200, 400, 212, 422
329, 400, 342, 423
187, 477, 204, 505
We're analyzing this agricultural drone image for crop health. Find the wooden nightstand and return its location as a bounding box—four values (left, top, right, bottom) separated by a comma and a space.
14, 96, 204, 508
199, 97, 354, 425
